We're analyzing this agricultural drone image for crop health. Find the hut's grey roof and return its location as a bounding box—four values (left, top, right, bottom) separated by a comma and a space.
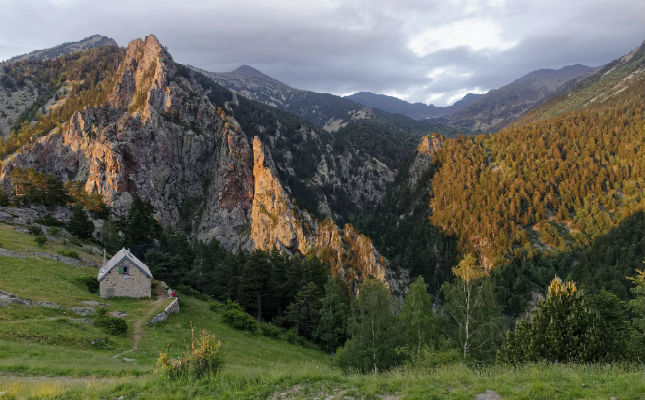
97, 248, 153, 282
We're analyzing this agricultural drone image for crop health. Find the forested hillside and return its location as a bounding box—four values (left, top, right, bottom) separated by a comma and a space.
0, 45, 122, 139
430, 101, 643, 266
355, 45, 644, 309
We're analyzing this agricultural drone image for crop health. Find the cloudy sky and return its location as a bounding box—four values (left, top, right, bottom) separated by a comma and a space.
0, 0, 643, 106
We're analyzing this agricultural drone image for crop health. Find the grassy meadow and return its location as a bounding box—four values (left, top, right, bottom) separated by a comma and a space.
0, 222, 643, 399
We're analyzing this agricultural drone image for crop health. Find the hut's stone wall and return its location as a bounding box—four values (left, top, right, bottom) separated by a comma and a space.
99, 259, 151, 298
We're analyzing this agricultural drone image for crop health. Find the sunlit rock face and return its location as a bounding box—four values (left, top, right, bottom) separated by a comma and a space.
1, 35, 406, 292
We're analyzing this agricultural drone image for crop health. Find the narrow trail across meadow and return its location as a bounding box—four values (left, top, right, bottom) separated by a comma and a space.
111, 293, 167, 359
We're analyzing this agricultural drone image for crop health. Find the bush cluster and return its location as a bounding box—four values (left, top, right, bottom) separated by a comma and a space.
59, 249, 80, 259
222, 301, 257, 333
77, 276, 99, 293
37, 214, 64, 227
93, 307, 127, 335
34, 235, 47, 247
156, 329, 223, 380
27, 225, 43, 236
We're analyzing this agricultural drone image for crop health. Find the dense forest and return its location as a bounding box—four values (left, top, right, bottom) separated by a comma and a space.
354, 90, 645, 355
429, 101, 643, 266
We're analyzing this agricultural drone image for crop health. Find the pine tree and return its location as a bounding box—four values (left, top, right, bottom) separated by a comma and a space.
122, 195, 162, 258
66, 204, 94, 239
399, 276, 437, 358
498, 277, 608, 364
237, 251, 272, 320
285, 282, 322, 338
315, 277, 350, 352
99, 220, 122, 253
627, 268, 645, 360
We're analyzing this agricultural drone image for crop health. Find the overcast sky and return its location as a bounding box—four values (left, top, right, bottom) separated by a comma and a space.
0, 0, 643, 106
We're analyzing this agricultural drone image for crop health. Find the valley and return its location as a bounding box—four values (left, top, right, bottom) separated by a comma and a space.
0, 19, 643, 400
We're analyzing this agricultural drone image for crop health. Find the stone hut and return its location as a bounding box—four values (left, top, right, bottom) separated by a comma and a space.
98, 248, 152, 298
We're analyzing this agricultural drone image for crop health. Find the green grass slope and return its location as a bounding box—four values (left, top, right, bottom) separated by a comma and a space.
0, 221, 642, 399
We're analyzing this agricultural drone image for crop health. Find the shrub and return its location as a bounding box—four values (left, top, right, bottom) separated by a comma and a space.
49, 226, 60, 236
37, 214, 64, 227
259, 322, 283, 338
176, 284, 210, 301
59, 249, 80, 259
222, 300, 257, 333
285, 328, 305, 345
34, 235, 47, 247
0, 188, 8, 206
156, 328, 223, 380
209, 302, 223, 313
405, 348, 462, 369
77, 276, 99, 293
90, 337, 112, 350
68, 237, 82, 247
27, 225, 43, 236
93, 307, 128, 335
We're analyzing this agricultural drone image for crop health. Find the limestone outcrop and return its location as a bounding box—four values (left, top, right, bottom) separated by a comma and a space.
408, 134, 443, 188
0, 35, 404, 290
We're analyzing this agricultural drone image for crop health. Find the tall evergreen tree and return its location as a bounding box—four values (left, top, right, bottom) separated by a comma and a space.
337, 279, 401, 373
400, 276, 437, 358
99, 220, 122, 253
66, 203, 94, 239
627, 268, 645, 360
122, 195, 162, 258
315, 277, 350, 352
237, 250, 273, 320
285, 282, 322, 338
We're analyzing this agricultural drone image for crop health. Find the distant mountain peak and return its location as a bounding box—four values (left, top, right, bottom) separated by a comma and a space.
233, 64, 265, 75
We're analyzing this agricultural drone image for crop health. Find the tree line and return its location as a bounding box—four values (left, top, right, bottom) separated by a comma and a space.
99, 197, 644, 372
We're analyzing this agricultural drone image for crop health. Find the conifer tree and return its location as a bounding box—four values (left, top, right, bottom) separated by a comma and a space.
285, 282, 322, 338
400, 276, 436, 358
627, 268, 645, 360
315, 277, 350, 352
498, 277, 609, 364
123, 195, 162, 258
66, 203, 94, 239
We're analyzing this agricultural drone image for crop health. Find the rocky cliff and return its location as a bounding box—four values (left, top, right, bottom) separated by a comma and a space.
1, 35, 404, 291
407, 134, 443, 188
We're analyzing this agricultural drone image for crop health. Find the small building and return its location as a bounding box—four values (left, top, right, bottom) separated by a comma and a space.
98, 248, 152, 298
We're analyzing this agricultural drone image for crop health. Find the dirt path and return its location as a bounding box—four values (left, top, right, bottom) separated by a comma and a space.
112, 294, 167, 359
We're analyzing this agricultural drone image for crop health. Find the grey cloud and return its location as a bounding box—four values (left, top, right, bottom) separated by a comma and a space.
0, 0, 642, 106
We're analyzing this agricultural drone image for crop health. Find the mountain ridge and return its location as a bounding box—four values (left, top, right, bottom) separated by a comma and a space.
346, 64, 595, 132
0, 34, 407, 292
442, 63, 595, 132
517, 41, 645, 125
4, 35, 118, 63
